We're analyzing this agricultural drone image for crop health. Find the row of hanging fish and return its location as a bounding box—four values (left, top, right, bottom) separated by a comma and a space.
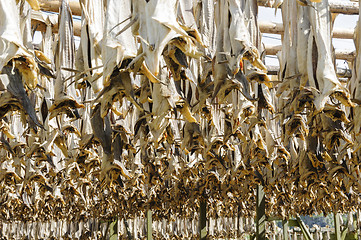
0, 214, 261, 239
0, 0, 361, 232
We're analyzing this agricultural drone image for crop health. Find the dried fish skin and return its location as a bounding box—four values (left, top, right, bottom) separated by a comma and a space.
0, 0, 39, 90
103, 0, 136, 83
78, 0, 104, 93
228, 0, 265, 73
91, 104, 112, 155
48, 95, 85, 120
2, 65, 43, 129
95, 69, 141, 118
308, 0, 352, 112
351, 5, 361, 140
54, 0, 76, 99
0, 0, 26, 70
136, 0, 189, 76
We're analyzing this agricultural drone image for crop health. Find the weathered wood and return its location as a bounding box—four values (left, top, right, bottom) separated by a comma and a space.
147, 210, 152, 240
38, 0, 82, 16
199, 201, 207, 240
39, 0, 360, 16
332, 28, 354, 39
35, 1, 357, 40
259, 21, 283, 35
123, 217, 133, 240
31, 18, 81, 37
334, 213, 342, 240
296, 216, 312, 240
264, 45, 355, 61
327, 1, 359, 15
335, 49, 356, 61
258, 0, 359, 15
259, 21, 354, 39
256, 185, 266, 240
264, 45, 282, 56
265, 65, 352, 78
283, 220, 289, 240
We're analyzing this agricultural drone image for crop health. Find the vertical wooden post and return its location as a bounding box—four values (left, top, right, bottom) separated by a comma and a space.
282, 220, 289, 240
296, 216, 312, 240
147, 210, 152, 240
199, 200, 207, 240
334, 212, 341, 240
109, 218, 118, 240
123, 216, 133, 240
256, 185, 266, 240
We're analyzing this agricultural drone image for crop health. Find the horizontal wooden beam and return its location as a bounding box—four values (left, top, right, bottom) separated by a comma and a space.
264, 45, 282, 56
264, 44, 356, 61
258, 0, 359, 15
35, 1, 357, 41
38, 0, 360, 17
39, 0, 82, 16
266, 65, 352, 78
259, 21, 354, 39
31, 18, 81, 37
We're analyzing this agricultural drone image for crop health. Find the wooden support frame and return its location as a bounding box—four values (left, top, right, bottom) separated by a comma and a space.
38, 0, 361, 16
334, 213, 342, 240
256, 185, 266, 240
258, 0, 359, 15
264, 45, 356, 61
199, 200, 207, 240
31, 17, 82, 37
38, 0, 82, 16
147, 210, 152, 240
123, 217, 133, 240
266, 65, 352, 78
259, 21, 354, 39
296, 216, 313, 240
282, 220, 289, 240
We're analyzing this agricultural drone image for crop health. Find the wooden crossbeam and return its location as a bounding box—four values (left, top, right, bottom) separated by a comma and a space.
334, 213, 342, 240
282, 220, 289, 240
199, 201, 207, 240
264, 44, 355, 61
266, 65, 352, 78
258, 0, 359, 15
38, 0, 360, 16
259, 21, 354, 39
256, 186, 266, 240
31, 18, 81, 36
39, 0, 81, 16
147, 210, 152, 240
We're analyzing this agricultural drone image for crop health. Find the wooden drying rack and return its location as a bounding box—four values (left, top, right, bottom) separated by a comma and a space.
32, 0, 359, 61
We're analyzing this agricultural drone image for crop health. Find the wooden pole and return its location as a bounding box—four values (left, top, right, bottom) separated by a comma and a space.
259, 21, 354, 39
123, 216, 133, 240
39, 0, 360, 16
258, 0, 359, 15
282, 220, 289, 240
334, 213, 342, 240
38, 0, 82, 16
199, 200, 207, 240
256, 185, 266, 240
296, 216, 312, 240
31, 18, 82, 37
265, 65, 352, 78
264, 44, 355, 61
32, 17, 355, 41
147, 210, 152, 240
